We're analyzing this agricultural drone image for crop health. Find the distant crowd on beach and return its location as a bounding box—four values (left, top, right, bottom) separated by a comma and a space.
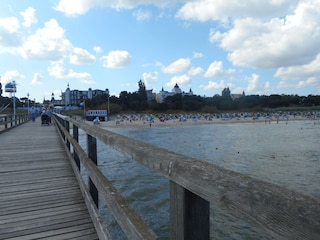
116, 111, 318, 121
100, 111, 319, 128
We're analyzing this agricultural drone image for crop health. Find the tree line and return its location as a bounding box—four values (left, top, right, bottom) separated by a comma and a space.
1, 85, 320, 114
84, 86, 320, 113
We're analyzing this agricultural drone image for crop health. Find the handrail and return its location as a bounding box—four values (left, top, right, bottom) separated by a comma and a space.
0, 113, 30, 134
54, 114, 158, 240
53, 113, 320, 240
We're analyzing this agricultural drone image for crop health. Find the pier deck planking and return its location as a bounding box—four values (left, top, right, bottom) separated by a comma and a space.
0, 118, 98, 239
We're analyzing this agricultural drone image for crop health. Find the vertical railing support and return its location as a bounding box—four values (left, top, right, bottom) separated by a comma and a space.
87, 134, 99, 207
65, 120, 70, 151
62, 119, 66, 142
73, 124, 81, 170
170, 181, 210, 240
4, 116, 7, 129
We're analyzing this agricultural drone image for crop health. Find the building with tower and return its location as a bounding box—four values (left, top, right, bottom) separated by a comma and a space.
61, 84, 109, 106
156, 83, 193, 103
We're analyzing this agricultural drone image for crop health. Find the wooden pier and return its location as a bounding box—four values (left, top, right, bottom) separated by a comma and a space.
1, 114, 320, 240
0, 117, 98, 239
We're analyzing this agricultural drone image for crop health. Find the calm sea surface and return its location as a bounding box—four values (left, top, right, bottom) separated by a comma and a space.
79, 119, 320, 239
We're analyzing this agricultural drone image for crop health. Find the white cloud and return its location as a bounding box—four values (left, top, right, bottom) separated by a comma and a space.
0, 17, 20, 33
69, 47, 96, 64
162, 58, 191, 74
244, 73, 273, 95
93, 46, 102, 53
22, 19, 72, 60
296, 78, 319, 88
20, 7, 37, 27
133, 9, 152, 21
277, 77, 319, 90
200, 80, 226, 91
246, 74, 261, 92
48, 60, 91, 79
102, 50, 131, 68
204, 61, 235, 78
275, 53, 320, 80
0, 17, 22, 47
1, 71, 24, 95
142, 72, 158, 87
54, 0, 182, 16
165, 74, 191, 88
176, 0, 298, 22
209, 0, 320, 69
31, 73, 43, 86
192, 51, 203, 59
188, 67, 203, 76
1, 70, 25, 85
81, 79, 96, 85
1, 16, 97, 66
274, 53, 320, 92
54, 0, 92, 16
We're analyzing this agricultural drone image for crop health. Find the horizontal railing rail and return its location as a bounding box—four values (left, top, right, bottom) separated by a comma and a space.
0, 113, 30, 134
53, 113, 320, 240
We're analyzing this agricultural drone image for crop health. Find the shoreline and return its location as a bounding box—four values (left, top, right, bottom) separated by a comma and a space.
86, 115, 318, 129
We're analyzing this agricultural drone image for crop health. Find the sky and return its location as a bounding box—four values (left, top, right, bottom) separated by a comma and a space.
1, 0, 320, 103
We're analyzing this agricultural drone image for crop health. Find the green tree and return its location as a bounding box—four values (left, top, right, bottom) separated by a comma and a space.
222, 87, 231, 98
118, 91, 131, 110
165, 94, 183, 110
137, 80, 148, 110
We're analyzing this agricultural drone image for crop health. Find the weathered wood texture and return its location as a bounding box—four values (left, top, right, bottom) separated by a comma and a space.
0, 118, 98, 239
0, 114, 30, 134
55, 115, 158, 240
61, 115, 320, 240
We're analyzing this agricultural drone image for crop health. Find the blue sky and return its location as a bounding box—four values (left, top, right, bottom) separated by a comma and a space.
1, 0, 320, 102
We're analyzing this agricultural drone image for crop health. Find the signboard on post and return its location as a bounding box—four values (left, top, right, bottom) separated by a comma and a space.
5, 81, 17, 121
5, 81, 17, 93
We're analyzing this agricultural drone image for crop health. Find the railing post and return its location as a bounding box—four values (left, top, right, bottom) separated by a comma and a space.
62, 119, 66, 142
4, 116, 7, 129
73, 124, 81, 170
170, 181, 209, 240
87, 134, 99, 207
65, 120, 70, 151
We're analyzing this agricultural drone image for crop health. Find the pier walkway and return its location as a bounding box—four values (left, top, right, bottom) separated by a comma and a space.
0, 118, 98, 239
1, 114, 320, 239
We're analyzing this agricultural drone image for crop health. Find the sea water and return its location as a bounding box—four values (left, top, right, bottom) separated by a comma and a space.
80, 119, 320, 239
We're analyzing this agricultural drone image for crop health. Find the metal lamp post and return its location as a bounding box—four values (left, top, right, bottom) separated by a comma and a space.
27, 93, 30, 118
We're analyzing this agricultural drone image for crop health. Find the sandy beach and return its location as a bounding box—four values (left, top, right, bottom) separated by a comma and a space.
87, 113, 317, 129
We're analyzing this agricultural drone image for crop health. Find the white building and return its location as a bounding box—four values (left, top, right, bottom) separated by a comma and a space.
61, 84, 109, 106
156, 83, 193, 103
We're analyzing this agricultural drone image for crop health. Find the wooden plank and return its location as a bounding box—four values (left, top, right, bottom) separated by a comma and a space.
0, 118, 98, 239
0, 204, 89, 224
1, 223, 97, 240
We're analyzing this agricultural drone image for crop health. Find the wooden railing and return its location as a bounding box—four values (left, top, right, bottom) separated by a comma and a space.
53, 113, 320, 240
0, 113, 30, 134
